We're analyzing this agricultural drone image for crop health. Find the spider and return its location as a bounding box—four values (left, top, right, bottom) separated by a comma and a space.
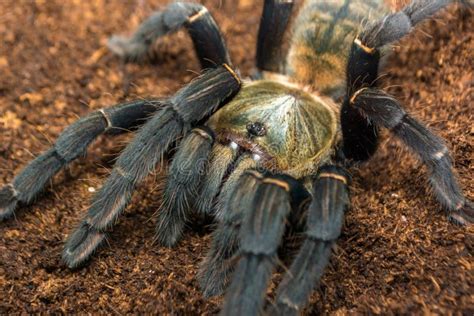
0, 0, 472, 314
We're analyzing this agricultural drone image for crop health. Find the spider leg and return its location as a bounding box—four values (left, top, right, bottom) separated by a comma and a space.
256, 0, 294, 73
359, 0, 469, 50
221, 171, 291, 316
220, 171, 309, 316
199, 161, 310, 298
0, 100, 158, 220
108, 2, 230, 68
350, 88, 473, 225
198, 155, 258, 297
154, 126, 215, 247
341, 0, 467, 161
267, 165, 351, 315
62, 65, 241, 268
194, 143, 239, 216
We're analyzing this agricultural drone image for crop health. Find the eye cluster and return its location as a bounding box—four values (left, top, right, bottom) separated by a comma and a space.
246, 121, 267, 137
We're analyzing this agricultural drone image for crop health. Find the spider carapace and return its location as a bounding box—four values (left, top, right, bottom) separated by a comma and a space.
1, 1, 472, 315
207, 80, 338, 179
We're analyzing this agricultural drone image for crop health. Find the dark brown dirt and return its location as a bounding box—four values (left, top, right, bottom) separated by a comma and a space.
0, 1, 472, 314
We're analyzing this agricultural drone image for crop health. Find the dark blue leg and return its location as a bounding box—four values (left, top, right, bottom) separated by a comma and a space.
108, 2, 231, 69
256, 0, 294, 73
154, 126, 215, 247
268, 165, 350, 315
341, 0, 464, 161
350, 88, 473, 225
0, 100, 158, 220
62, 65, 241, 268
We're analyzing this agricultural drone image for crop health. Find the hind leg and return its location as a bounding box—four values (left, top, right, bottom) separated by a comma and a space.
256, 0, 294, 74
341, 0, 469, 162
108, 2, 231, 68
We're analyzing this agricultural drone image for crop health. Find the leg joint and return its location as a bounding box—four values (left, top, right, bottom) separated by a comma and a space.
51, 149, 68, 164
4, 183, 19, 198
262, 178, 290, 192
167, 101, 187, 126
318, 173, 348, 185
318, 165, 351, 185
354, 37, 376, 54
187, 6, 208, 23
98, 109, 113, 131
244, 169, 265, 180
192, 126, 215, 143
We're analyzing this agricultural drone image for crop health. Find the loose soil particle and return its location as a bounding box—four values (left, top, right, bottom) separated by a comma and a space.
0, 1, 472, 315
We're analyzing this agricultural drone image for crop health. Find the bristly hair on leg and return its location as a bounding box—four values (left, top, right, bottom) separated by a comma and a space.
0, 100, 159, 220
155, 126, 215, 247
222, 173, 293, 316
62, 65, 241, 268
269, 165, 350, 314
350, 88, 473, 224
198, 162, 259, 297
108, 2, 230, 68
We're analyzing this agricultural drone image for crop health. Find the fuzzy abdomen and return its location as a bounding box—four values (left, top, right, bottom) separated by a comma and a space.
287, 0, 388, 99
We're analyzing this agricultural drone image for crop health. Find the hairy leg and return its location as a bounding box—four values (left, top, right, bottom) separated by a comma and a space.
350, 88, 473, 224
108, 2, 230, 68
0, 100, 158, 220
256, 0, 294, 73
198, 157, 258, 297
194, 143, 239, 216
268, 165, 350, 315
62, 65, 241, 268
154, 126, 215, 247
221, 172, 293, 316
341, 0, 467, 161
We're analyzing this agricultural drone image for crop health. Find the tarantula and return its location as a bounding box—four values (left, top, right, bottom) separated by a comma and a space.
1, 0, 472, 314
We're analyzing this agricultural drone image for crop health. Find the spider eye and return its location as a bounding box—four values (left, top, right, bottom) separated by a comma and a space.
246, 122, 267, 137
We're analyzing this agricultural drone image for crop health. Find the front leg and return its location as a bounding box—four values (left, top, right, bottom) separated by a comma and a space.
62, 65, 241, 268
268, 165, 351, 315
221, 172, 293, 316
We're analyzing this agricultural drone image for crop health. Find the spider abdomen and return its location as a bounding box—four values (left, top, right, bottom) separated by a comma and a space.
207, 80, 338, 178
288, 0, 388, 98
